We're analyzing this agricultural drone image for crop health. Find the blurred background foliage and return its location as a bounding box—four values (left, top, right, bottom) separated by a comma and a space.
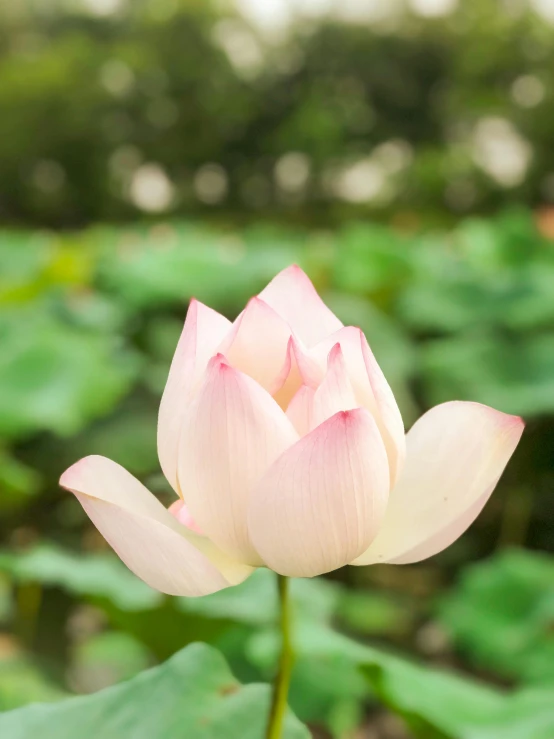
0, 0, 553, 737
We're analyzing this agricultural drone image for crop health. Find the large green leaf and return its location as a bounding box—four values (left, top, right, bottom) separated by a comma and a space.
0, 304, 139, 439
0, 643, 310, 739
0, 232, 62, 303
360, 646, 504, 739
99, 224, 301, 313
437, 549, 554, 684
333, 223, 413, 296
466, 688, 554, 739
287, 618, 554, 739
420, 332, 554, 416
0, 544, 162, 611
250, 613, 554, 739
397, 213, 554, 335
361, 647, 554, 739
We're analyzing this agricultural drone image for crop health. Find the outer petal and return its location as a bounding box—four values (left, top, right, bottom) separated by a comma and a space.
352, 402, 524, 566
248, 409, 390, 577
258, 265, 343, 347
158, 300, 231, 493
311, 344, 359, 429
386, 488, 492, 565
60, 456, 253, 596
178, 356, 299, 565
218, 297, 292, 395
312, 327, 405, 486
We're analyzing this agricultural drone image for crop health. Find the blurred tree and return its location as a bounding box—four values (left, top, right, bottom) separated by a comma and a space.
1, 0, 554, 225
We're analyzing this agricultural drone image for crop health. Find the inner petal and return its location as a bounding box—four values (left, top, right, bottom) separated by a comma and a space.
168, 500, 204, 535
218, 297, 292, 395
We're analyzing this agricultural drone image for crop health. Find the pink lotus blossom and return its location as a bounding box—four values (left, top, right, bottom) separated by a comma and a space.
60, 266, 524, 594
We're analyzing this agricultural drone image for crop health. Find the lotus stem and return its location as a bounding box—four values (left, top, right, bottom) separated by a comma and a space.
266, 574, 294, 739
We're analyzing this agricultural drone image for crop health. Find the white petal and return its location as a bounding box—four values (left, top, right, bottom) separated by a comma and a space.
178, 356, 299, 565
248, 408, 390, 577
168, 500, 204, 535
158, 300, 231, 492
60, 456, 252, 596
218, 297, 292, 395
311, 344, 359, 429
312, 327, 405, 485
273, 336, 323, 410
258, 265, 343, 347
286, 385, 315, 436
386, 488, 491, 565
352, 402, 524, 566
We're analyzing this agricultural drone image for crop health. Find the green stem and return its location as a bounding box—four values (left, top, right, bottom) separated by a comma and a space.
16, 581, 42, 646
266, 575, 294, 739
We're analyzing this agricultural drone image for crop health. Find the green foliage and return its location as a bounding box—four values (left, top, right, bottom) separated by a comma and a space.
1, 544, 553, 736
390, 211, 554, 415
70, 407, 160, 477
0, 657, 66, 711
3, 606, 553, 739
438, 549, 554, 684
98, 223, 300, 312
1, 209, 551, 451
0, 552, 408, 736
0, 544, 162, 611
333, 212, 554, 417
0, 643, 310, 739
466, 689, 554, 739
243, 603, 554, 739
361, 651, 554, 739
180, 569, 339, 627
0, 212, 551, 734
335, 589, 412, 638
0, 449, 40, 511
69, 632, 153, 692
176, 570, 410, 735
0, 303, 139, 439
421, 332, 554, 416
361, 647, 503, 739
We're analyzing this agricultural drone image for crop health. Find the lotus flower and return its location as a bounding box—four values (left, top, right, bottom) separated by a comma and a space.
60, 266, 524, 595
